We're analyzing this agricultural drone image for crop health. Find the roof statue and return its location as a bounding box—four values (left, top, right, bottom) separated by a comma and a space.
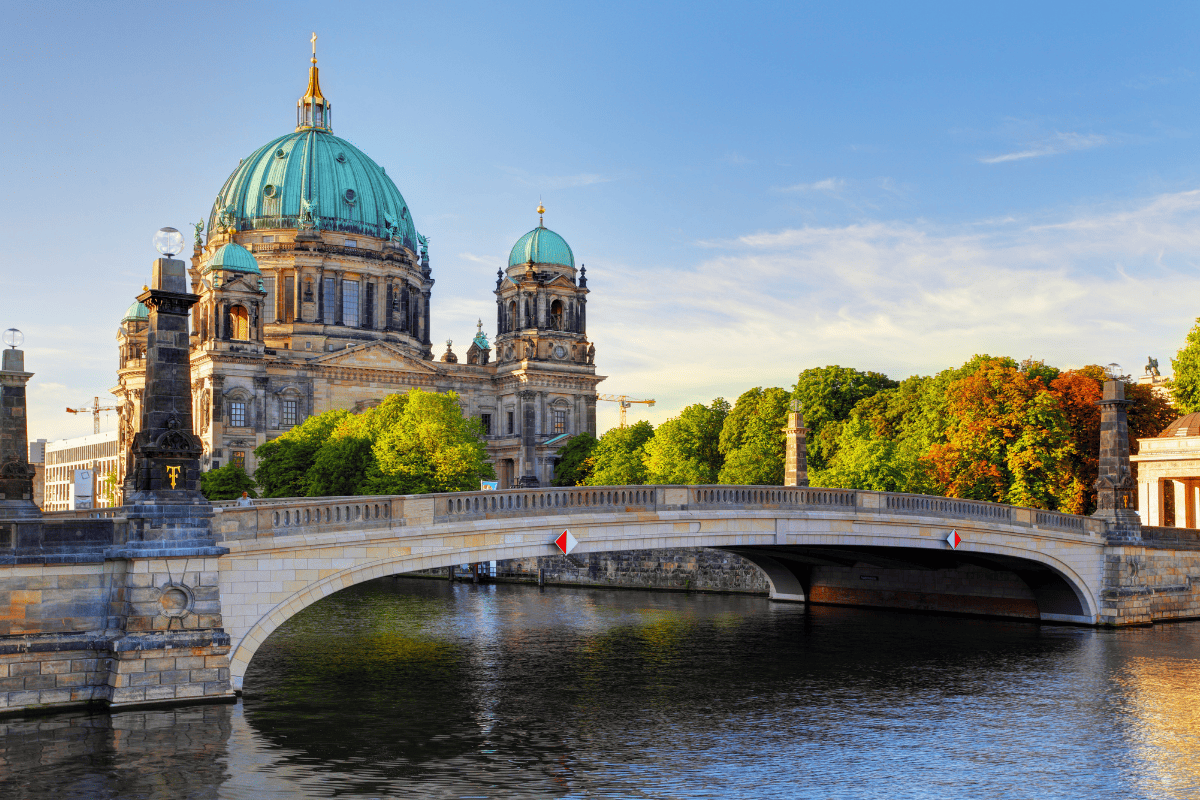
1147, 357, 1160, 377
193, 219, 204, 248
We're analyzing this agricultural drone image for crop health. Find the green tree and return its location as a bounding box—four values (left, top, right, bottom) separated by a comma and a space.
810, 417, 911, 491
585, 421, 655, 486
305, 394, 412, 496
1170, 317, 1200, 413
200, 463, 257, 501
553, 432, 598, 486
718, 387, 791, 485
642, 399, 729, 484
368, 389, 495, 494
254, 408, 352, 497
791, 366, 898, 471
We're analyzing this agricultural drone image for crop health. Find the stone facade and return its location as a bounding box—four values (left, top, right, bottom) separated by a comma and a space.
488, 548, 771, 594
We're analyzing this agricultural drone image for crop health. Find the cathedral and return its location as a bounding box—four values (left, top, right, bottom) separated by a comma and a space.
113, 42, 603, 490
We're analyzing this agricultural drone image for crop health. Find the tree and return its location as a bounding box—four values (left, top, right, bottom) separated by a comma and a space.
718, 387, 791, 485
254, 409, 352, 497
585, 421, 654, 486
306, 394, 412, 497
200, 464, 257, 501
553, 432, 598, 486
810, 417, 910, 491
643, 399, 730, 484
791, 366, 898, 471
368, 389, 495, 495
923, 358, 1076, 509
1170, 317, 1200, 413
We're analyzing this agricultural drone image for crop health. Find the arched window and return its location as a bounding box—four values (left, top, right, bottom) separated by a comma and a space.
508, 301, 517, 331
230, 306, 250, 340
550, 300, 564, 331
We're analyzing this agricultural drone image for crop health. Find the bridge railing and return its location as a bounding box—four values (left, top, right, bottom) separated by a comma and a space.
208, 485, 1103, 541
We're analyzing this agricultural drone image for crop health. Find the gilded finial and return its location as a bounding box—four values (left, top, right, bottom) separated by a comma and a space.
311, 31, 318, 64
537, 202, 545, 227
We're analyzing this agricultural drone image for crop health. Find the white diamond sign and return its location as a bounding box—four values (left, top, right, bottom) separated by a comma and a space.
946, 530, 961, 549
555, 529, 578, 555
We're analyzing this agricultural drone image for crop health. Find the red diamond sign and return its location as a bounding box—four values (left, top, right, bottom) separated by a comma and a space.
555, 529, 578, 555
946, 530, 961, 549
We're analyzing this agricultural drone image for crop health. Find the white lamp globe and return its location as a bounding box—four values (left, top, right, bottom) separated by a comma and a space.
3, 328, 23, 349
153, 227, 185, 257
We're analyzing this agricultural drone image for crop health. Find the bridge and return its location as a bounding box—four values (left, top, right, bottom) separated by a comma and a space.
207, 484, 1112, 691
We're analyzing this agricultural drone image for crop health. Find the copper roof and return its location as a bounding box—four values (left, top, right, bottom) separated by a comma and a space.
1160, 412, 1200, 437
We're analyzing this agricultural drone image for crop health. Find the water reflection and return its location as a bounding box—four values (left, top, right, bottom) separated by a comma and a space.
1, 577, 1199, 798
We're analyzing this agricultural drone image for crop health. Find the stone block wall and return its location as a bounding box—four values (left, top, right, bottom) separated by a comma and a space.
483, 548, 772, 594
0, 643, 107, 713
0, 563, 117, 636
1100, 536, 1200, 625
106, 637, 231, 708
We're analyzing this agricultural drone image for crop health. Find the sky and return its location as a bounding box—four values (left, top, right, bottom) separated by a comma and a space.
5, 1, 1200, 441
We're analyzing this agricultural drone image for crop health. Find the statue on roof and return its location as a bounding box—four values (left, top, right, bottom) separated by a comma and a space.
1147, 357, 1160, 377
193, 219, 204, 248
299, 197, 320, 230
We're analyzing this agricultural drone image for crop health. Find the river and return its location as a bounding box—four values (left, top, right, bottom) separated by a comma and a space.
2, 576, 1199, 799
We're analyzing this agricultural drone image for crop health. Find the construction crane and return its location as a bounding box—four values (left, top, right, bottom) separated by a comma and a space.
598, 394, 656, 428
66, 396, 118, 434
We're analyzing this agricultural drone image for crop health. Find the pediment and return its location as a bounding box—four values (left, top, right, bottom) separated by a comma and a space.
546, 275, 576, 289
311, 340, 440, 374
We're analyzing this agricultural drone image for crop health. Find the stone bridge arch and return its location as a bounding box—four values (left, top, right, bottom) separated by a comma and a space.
219, 486, 1106, 690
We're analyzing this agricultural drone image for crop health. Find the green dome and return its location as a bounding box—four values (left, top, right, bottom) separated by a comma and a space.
208, 129, 419, 248
508, 225, 575, 269
121, 300, 148, 323
205, 242, 261, 274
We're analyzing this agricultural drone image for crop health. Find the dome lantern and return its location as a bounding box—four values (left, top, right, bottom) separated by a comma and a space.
296, 32, 331, 133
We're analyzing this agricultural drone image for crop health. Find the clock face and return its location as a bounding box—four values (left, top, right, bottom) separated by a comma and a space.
554, 345, 567, 359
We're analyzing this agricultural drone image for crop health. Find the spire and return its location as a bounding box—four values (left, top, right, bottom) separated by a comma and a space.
296, 32, 332, 132
537, 202, 545, 228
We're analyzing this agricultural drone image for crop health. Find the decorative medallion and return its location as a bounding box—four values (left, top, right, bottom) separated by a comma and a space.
158, 582, 194, 618
554, 345, 567, 359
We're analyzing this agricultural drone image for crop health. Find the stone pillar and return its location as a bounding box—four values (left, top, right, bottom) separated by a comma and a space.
783, 403, 809, 488
0, 345, 38, 520
123, 257, 218, 545
1093, 379, 1141, 541
422, 290, 432, 346
518, 389, 539, 487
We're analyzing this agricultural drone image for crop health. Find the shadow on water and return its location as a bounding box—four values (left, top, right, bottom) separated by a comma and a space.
3, 576, 1200, 799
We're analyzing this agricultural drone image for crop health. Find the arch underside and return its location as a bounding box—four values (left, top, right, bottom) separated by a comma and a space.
724, 545, 1092, 623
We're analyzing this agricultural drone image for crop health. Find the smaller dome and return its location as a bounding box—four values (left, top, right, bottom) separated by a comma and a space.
1160, 413, 1200, 437
509, 225, 575, 269
204, 242, 261, 274
121, 300, 148, 323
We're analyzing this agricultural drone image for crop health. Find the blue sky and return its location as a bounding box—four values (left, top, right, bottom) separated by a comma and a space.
5, 1, 1200, 440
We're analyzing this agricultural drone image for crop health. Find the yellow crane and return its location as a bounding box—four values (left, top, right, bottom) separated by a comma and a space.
598, 394, 656, 428
66, 396, 119, 434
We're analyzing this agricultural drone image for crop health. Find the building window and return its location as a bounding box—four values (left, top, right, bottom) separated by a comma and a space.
507, 411, 514, 435
212, 460, 220, 470
342, 280, 359, 327
283, 275, 295, 322
323, 276, 335, 321
230, 305, 250, 340
262, 277, 276, 323
553, 410, 566, 435
481, 413, 492, 436
230, 401, 246, 428
345, 239, 357, 248
231, 451, 246, 470
282, 400, 298, 427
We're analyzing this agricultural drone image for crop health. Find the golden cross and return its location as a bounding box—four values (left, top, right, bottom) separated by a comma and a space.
311, 32, 317, 62
165, 465, 181, 489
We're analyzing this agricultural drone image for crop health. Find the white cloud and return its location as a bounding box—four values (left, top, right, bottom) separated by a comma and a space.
498, 166, 615, 189
775, 177, 846, 193
587, 189, 1200, 426
980, 132, 1108, 164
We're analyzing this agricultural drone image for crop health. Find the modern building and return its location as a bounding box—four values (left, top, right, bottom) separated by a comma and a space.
28, 438, 46, 509
43, 431, 120, 511
112, 43, 602, 490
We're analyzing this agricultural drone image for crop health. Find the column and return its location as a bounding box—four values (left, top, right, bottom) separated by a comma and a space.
1175, 480, 1193, 529
0, 345, 38, 520
783, 403, 809, 487
1093, 379, 1140, 540
335, 273, 343, 325
294, 269, 304, 323
422, 290, 432, 345
316, 266, 325, 322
